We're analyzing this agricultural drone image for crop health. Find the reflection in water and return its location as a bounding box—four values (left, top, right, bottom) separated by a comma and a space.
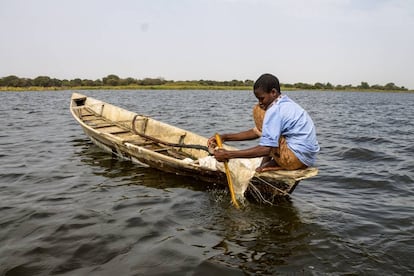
71, 138, 309, 275
203, 200, 307, 275
72, 138, 220, 192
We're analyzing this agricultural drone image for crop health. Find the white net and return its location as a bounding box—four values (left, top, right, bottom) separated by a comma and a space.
197, 156, 262, 196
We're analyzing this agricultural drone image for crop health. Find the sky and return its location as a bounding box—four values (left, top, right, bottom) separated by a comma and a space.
1, 0, 413, 88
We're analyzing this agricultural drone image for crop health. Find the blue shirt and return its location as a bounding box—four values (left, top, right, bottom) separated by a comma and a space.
259, 95, 320, 166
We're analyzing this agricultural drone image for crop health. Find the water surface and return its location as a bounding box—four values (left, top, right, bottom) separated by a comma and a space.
0, 90, 413, 275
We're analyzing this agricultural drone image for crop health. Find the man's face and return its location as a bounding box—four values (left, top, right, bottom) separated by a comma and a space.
254, 88, 277, 110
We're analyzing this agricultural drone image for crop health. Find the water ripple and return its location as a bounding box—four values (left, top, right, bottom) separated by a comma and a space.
0, 90, 413, 275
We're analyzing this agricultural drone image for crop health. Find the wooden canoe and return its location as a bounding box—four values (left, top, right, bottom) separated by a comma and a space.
70, 93, 318, 203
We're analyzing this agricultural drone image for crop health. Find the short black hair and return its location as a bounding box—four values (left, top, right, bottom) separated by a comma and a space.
253, 73, 280, 93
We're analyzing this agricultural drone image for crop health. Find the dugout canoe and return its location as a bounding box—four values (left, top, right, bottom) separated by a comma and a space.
70, 93, 318, 203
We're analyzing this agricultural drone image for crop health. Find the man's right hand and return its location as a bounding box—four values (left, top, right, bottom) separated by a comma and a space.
207, 135, 217, 147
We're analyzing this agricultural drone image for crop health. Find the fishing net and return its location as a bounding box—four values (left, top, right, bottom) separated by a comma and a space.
197, 156, 262, 196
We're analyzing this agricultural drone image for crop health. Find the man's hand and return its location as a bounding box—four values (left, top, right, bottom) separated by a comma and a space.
207, 136, 217, 147
213, 148, 230, 162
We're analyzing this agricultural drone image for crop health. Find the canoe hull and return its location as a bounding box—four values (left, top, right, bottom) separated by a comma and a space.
70, 93, 318, 202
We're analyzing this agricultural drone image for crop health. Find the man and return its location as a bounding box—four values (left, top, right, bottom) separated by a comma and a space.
208, 73, 319, 172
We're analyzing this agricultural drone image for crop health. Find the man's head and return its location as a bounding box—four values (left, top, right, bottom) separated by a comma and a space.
253, 73, 281, 110
253, 73, 280, 93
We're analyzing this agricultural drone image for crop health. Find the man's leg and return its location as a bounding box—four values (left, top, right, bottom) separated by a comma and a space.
256, 136, 306, 172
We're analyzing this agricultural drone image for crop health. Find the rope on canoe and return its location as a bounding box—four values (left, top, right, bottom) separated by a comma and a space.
131, 114, 210, 153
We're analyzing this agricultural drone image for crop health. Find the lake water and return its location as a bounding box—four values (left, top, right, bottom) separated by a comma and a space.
0, 89, 413, 275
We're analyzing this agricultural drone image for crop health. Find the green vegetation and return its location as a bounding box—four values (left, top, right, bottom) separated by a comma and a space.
0, 74, 410, 92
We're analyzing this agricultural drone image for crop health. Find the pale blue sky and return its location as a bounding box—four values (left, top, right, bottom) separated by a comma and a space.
1, 0, 413, 88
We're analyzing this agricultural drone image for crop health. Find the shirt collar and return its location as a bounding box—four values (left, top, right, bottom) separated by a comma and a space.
266, 94, 283, 111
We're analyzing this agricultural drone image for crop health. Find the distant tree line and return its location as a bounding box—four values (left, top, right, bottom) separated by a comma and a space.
0, 74, 409, 91
283, 81, 408, 91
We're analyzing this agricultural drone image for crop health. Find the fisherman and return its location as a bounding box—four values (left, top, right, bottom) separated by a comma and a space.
208, 73, 320, 172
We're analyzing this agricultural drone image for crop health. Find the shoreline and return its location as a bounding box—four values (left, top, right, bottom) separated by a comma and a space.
0, 85, 412, 93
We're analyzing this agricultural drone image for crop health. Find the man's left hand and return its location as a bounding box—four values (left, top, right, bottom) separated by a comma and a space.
213, 149, 230, 162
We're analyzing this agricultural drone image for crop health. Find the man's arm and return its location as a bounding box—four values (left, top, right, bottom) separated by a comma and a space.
213, 145, 272, 162
208, 129, 259, 147
221, 129, 260, 141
